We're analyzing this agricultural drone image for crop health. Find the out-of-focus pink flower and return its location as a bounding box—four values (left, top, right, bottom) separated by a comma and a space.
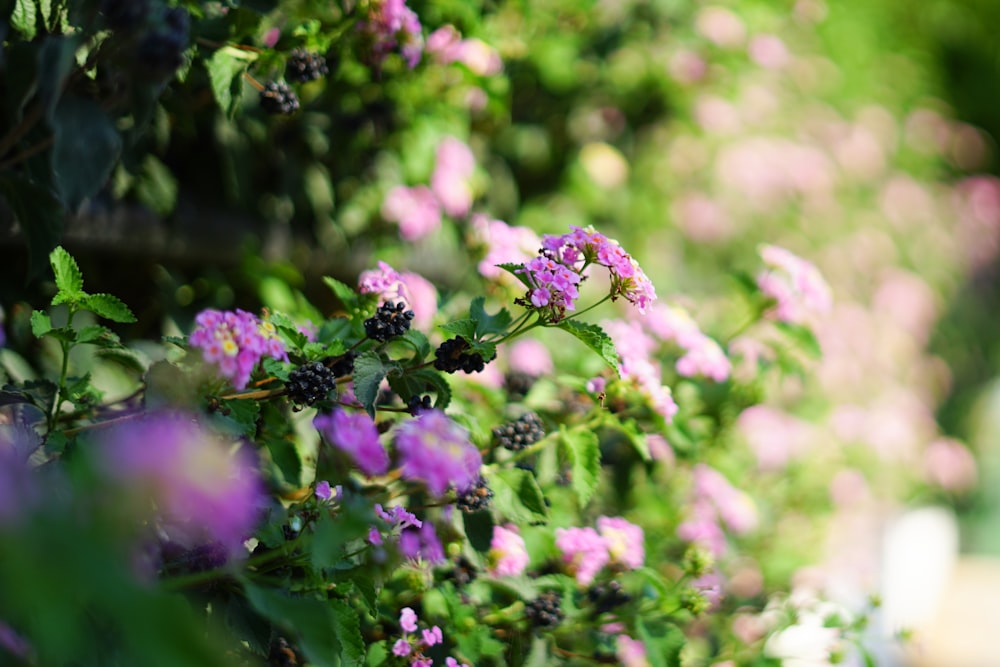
471, 214, 541, 281
426, 25, 462, 61
392, 638, 412, 657
757, 244, 833, 325
382, 185, 442, 240
924, 438, 977, 492
394, 410, 481, 496
693, 464, 758, 534
555, 526, 609, 585
189, 309, 288, 390
489, 524, 529, 577
507, 339, 554, 376
456, 38, 503, 76
676, 335, 731, 382
262, 27, 280, 48
314, 409, 389, 476
360, 0, 423, 68
598, 516, 644, 570
748, 34, 790, 69
98, 411, 264, 555
431, 137, 476, 218
738, 405, 816, 471
671, 192, 732, 243
646, 433, 675, 464
669, 49, 708, 84
400, 607, 418, 633
677, 500, 727, 556
695, 6, 746, 47
616, 635, 651, 667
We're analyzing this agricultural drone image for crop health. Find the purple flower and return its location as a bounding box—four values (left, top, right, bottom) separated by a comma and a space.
398, 521, 445, 564
400, 607, 419, 633
314, 409, 389, 476
392, 638, 412, 657
394, 410, 482, 496
315, 480, 339, 501
98, 411, 264, 556
360, 0, 424, 68
489, 524, 529, 577
0, 424, 43, 526
555, 526, 610, 586
421, 626, 442, 647
188, 309, 288, 390
598, 516, 645, 570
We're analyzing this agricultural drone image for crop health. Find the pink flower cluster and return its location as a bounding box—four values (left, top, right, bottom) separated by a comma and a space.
394, 409, 482, 496
381, 137, 477, 240
616, 635, 650, 667
488, 524, 530, 577
369, 502, 422, 547
603, 319, 679, 422
188, 309, 288, 390
756, 244, 832, 324
644, 304, 731, 382
426, 25, 503, 76
359, 0, 423, 68
470, 214, 542, 281
313, 409, 389, 476
358, 261, 438, 329
677, 464, 758, 557
555, 516, 644, 585
391, 607, 468, 667
98, 411, 264, 556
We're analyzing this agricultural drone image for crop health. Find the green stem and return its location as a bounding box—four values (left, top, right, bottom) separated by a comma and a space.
49, 307, 76, 431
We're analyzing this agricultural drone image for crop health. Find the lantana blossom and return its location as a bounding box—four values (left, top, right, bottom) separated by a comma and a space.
598, 516, 645, 570
314, 409, 389, 476
359, 0, 423, 68
488, 524, 530, 577
756, 244, 832, 324
188, 309, 288, 390
394, 409, 482, 496
555, 526, 610, 586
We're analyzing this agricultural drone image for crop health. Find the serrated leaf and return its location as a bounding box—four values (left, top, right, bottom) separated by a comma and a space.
75, 324, 117, 346
95, 347, 147, 373
207, 46, 254, 116
490, 468, 548, 524
30, 310, 52, 337
559, 426, 600, 507
329, 599, 364, 666
215, 398, 261, 439
557, 319, 620, 375
439, 319, 477, 340
397, 329, 430, 361
496, 262, 531, 288
82, 293, 136, 323
470, 296, 513, 337
352, 351, 387, 419
323, 276, 360, 311
48, 245, 83, 299
310, 500, 371, 571
10, 0, 34, 39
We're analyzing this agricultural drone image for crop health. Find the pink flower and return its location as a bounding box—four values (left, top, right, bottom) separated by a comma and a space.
426, 25, 463, 61
392, 638, 412, 657
394, 410, 482, 496
693, 464, 758, 534
471, 214, 541, 281
924, 438, 977, 492
446, 658, 470, 667
676, 334, 731, 382
757, 244, 832, 324
555, 526, 610, 585
421, 626, 443, 647
598, 516, 644, 570
489, 524, 530, 577
431, 137, 476, 217
456, 38, 503, 76
189, 309, 288, 390
358, 261, 438, 330
314, 409, 389, 476
507, 339, 554, 376
400, 608, 418, 633
616, 635, 650, 667
382, 185, 442, 240
360, 0, 423, 68
98, 411, 264, 555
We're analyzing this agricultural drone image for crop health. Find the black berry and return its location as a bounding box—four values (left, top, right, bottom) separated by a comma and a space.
525, 591, 563, 630
407, 394, 433, 415
260, 81, 300, 115
456, 476, 493, 513
434, 337, 494, 374
285, 49, 330, 83
327, 351, 357, 378
286, 361, 336, 407
504, 371, 535, 399
493, 412, 546, 451
586, 580, 632, 614
364, 301, 414, 342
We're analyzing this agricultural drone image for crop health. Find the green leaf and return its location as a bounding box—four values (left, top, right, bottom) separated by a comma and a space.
470, 296, 513, 337
559, 426, 600, 507
94, 347, 147, 373
490, 468, 548, 524
556, 319, 620, 375
134, 154, 178, 216
462, 506, 494, 552
37, 35, 81, 120
323, 276, 360, 311
352, 351, 387, 419
774, 321, 822, 358
263, 435, 302, 487
207, 46, 255, 116
10, 0, 34, 39
243, 584, 340, 667
223, 596, 271, 657
30, 310, 52, 337
310, 501, 372, 571
637, 619, 684, 667
82, 293, 136, 323
0, 173, 65, 281
51, 95, 122, 210
496, 262, 531, 288
216, 398, 261, 439
48, 245, 83, 300
328, 599, 365, 667
397, 329, 430, 361
75, 324, 115, 345
438, 319, 476, 340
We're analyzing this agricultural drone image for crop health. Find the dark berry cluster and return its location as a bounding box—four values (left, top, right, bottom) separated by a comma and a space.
364, 302, 414, 342
260, 81, 300, 115
456, 476, 493, 513
407, 394, 433, 415
445, 556, 478, 588
525, 591, 563, 629
586, 580, 632, 614
286, 361, 336, 407
137, 7, 190, 78
100, 0, 150, 30
434, 337, 492, 374
285, 49, 330, 83
504, 371, 535, 399
493, 412, 546, 451
327, 351, 357, 378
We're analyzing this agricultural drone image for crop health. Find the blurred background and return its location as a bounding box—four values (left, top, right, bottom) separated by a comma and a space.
4, 0, 1000, 664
